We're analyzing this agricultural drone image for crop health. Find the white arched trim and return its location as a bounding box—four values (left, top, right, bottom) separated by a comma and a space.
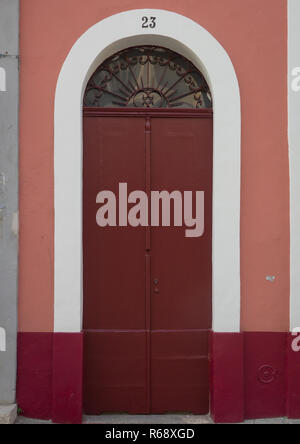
54, 9, 241, 333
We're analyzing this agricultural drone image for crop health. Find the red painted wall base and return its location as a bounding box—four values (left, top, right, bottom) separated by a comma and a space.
210, 333, 244, 423
244, 332, 287, 419
17, 332, 83, 424
16, 332, 300, 423
52, 333, 83, 424
17, 333, 53, 420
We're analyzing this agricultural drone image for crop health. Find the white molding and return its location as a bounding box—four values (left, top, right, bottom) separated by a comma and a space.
54, 9, 241, 333
289, 0, 300, 330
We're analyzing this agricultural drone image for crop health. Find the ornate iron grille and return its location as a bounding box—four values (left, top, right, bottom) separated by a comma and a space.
84, 46, 212, 109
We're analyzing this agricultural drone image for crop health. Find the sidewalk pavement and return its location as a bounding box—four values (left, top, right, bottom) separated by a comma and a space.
15, 414, 300, 424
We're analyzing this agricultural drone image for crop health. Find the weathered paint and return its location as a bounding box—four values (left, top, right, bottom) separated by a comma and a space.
0, 0, 19, 405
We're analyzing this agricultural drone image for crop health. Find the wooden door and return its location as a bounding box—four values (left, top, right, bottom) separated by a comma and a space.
83, 110, 212, 415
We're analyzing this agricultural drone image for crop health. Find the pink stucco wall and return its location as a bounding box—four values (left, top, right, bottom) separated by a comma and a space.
19, 0, 289, 332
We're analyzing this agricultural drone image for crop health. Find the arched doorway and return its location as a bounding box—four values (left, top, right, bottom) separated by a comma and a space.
53, 9, 241, 423
82, 46, 213, 414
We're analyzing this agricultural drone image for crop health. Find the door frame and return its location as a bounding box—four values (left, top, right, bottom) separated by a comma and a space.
52, 9, 242, 423
54, 9, 241, 335
82, 107, 213, 415
83, 107, 213, 118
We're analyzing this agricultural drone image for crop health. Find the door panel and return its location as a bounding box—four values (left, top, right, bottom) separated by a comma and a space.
151, 118, 212, 331
150, 118, 212, 413
83, 117, 146, 329
83, 114, 212, 415
84, 331, 148, 415
83, 117, 148, 413
151, 330, 210, 414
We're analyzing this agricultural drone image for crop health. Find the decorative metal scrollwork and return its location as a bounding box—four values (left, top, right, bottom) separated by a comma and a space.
84, 46, 212, 109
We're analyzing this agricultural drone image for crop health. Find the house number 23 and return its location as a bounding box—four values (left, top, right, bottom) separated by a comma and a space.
142, 16, 157, 29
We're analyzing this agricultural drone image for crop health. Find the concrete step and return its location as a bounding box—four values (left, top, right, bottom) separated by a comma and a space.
0, 405, 17, 424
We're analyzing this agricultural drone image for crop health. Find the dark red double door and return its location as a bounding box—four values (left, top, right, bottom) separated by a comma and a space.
83, 111, 212, 415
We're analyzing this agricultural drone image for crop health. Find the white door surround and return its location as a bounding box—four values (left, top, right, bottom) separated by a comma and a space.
54, 9, 241, 333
